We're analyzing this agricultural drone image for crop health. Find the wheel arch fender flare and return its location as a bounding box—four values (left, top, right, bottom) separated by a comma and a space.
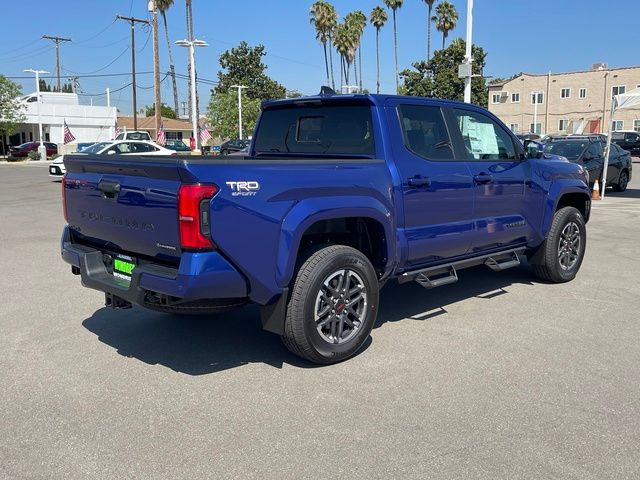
275, 196, 396, 289
542, 182, 591, 237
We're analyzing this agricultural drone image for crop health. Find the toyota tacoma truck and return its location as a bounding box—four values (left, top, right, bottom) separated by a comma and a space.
61, 91, 591, 364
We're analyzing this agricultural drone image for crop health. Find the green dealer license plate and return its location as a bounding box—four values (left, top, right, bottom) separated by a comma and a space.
113, 255, 135, 282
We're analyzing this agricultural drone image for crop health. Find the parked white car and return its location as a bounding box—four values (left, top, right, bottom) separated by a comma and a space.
49, 140, 177, 177
114, 131, 152, 141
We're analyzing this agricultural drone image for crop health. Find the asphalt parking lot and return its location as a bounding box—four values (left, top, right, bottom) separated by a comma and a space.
1, 161, 639, 480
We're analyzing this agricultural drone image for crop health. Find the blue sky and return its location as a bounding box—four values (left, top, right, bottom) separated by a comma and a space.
1, 0, 639, 115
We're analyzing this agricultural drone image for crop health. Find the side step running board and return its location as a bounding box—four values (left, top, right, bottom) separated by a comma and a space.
399, 247, 526, 289
484, 251, 521, 272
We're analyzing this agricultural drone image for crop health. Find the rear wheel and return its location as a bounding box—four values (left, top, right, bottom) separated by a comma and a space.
282, 245, 379, 364
612, 169, 629, 192
530, 206, 586, 283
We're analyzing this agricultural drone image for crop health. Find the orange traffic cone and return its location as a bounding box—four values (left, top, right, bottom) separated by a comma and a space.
592, 179, 601, 200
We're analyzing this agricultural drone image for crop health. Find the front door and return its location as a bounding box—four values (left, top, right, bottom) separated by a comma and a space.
386, 101, 475, 268
449, 107, 529, 254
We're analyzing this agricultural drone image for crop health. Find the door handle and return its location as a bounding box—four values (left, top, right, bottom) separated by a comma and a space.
473, 173, 493, 184
408, 176, 431, 188
98, 180, 121, 198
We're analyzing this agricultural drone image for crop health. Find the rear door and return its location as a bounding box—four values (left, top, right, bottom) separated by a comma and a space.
386, 100, 474, 268
449, 107, 529, 254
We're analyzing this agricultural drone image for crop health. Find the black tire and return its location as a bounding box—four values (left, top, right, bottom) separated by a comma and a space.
282, 245, 379, 364
530, 206, 586, 283
220, 149, 228, 156
612, 169, 629, 192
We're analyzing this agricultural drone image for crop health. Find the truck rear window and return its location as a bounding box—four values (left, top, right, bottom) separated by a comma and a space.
254, 105, 375, 156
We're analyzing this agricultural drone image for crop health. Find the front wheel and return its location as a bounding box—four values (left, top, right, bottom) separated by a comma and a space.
282, 245, 379, 364
530, 206, 586, 283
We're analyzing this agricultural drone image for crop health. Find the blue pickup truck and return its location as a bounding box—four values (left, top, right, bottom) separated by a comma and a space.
61, 92, 591, 364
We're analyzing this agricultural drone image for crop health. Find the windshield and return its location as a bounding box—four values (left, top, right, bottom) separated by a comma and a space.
80, 142, 111, 154
543, 141, 588, 160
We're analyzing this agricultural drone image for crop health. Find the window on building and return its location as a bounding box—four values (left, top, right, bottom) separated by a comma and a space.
529, 123, 542, 134
492, 93, 501, 104
29, 132, 33, 141
509, 123, 519, 132
579, 88, 587, 99
531, 92, 544, 104
511, 93, 520, 103
560, 88, 571, 99
612, 120, 624, 131
558, 119, 569, 131
634, 120, 640, 132
612, 85, 626, 98
166, 131, 183, 141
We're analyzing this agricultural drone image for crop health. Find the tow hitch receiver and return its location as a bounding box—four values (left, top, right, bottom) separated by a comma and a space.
105, 293, 132, 309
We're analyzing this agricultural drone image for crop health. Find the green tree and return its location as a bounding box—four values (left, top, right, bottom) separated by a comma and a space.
214, 41, 286, 101
156, 0, 180, 116
424, 0, 436, 61
383, 0, 403, 94
400, 38, 488, 106
145, 103, 177, 119
370, 6, 388, 94
346, 10, 367, 91
38, 79, 51, 92
206, 91, 261, 140
0, 75, 25, 155
432, 0, 458, 50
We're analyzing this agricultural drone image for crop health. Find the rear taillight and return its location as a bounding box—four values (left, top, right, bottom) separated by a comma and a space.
62, 175, 69, 222
178, 184, 218, 250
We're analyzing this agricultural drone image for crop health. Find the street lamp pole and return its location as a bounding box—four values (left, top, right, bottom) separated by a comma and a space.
24, 68, 49, 160
230, 85, 247, 139
176, 39, 208, 151
463, 0, 473, 103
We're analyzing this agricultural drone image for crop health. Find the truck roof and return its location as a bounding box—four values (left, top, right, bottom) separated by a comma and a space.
262, 93, 473, 110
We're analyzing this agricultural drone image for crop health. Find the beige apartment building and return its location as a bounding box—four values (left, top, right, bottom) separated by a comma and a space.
487, 64, 640, 135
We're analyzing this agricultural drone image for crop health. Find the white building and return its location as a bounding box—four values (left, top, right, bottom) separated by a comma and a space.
5, 92, 117, 150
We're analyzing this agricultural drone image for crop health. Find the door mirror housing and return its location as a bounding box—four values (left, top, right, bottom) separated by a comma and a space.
524, 140, 543, 159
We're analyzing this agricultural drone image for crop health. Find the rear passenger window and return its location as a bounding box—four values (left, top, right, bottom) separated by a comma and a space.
453, 109, 516, 160
398, 105, 453, 160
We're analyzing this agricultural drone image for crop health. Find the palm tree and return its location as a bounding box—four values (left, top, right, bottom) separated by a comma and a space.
433, 0, 458, 50
156, 0, 179, 116
370, 6, 388, 94
423, 0, 436, 61
325, 3, 338, 90
383, 0, 403, 94
333, 22, 356, 89
310, 1, 332, 87
345, 11, 366, 91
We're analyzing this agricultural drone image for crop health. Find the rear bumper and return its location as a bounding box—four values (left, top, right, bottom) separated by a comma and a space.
60, 226, 248, 306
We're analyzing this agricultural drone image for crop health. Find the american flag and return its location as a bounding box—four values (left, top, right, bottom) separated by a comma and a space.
63, 120, 76, 144
199, 124, 212, 143
114, 122, 121, 139
156, 122, 166, 146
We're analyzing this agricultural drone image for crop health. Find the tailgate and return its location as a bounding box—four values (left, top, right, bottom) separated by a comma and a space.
64, 155, 198, 262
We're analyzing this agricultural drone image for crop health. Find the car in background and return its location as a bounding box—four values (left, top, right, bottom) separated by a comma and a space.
164, 139, 191, 153
9, 141, 58, 158
219, 139, 250, 155
228, 146, 249, 156
543, 135, 632, 191
49, 140, 176, 177
114, 131, 152, 142
611, 130, 640, 156
515, 133, 542, 144
210, 145, 221, 155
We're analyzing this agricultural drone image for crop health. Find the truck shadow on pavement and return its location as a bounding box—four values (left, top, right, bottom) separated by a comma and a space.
82, 264, 536, 375
606, 188, 640, 199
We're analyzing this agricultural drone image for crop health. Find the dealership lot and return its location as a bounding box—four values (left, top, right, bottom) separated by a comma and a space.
1, 162, 639, 479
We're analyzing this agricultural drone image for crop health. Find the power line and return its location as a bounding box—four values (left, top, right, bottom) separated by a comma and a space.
62, 46, 130, 75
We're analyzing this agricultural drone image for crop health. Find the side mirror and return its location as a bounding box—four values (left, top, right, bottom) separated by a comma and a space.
523, 140, 543, 159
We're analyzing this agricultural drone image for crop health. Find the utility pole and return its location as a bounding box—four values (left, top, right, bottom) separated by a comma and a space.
230, 85, 248, 139
116, 15, 150, 130
148, 0, 162, 139
42, 35, 71, 92
23, 69, 49, 160
462, 0, 473, 103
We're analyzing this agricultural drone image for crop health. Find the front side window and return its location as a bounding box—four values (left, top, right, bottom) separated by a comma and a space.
254, 105, 375, 156
587, 142, 604, 158
397, 105, 453, 160
453, 109, 516, 161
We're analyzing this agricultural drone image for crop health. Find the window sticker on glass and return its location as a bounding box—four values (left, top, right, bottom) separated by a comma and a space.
458, 115, 499, 159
